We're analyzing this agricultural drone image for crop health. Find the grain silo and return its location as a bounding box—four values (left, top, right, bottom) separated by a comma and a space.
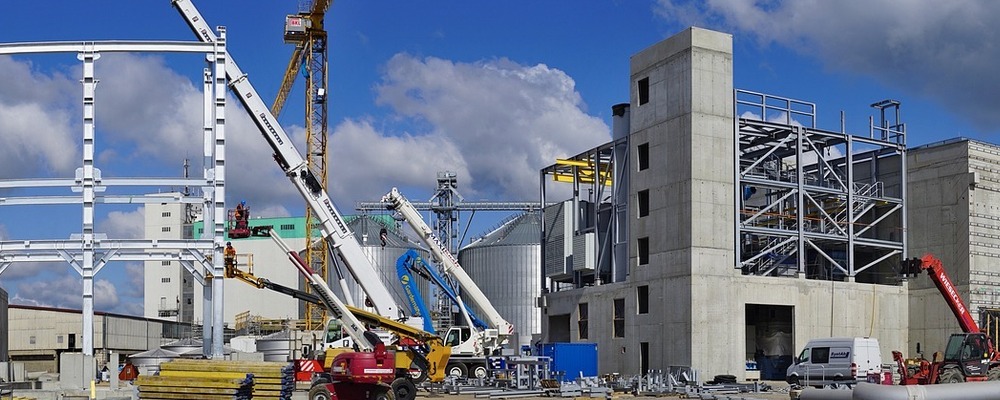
336, 215, 432, 325
458, 212, 541, 348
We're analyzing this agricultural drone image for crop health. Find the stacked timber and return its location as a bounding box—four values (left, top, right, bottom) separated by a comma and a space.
136, 359, 294, 400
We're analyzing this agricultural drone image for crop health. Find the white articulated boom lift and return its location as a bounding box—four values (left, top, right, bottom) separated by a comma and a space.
169, 2, 447, 399
382, 188, 515, 379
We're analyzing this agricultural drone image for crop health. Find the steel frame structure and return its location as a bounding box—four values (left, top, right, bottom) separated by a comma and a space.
0, 35, 230, 359
539, 137, 628, 289
734, 89, 906, 282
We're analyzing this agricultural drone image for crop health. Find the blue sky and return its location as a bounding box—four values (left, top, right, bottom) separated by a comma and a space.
0, 1, 998, 315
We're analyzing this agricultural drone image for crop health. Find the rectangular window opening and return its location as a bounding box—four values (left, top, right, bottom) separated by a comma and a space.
638, 143, 649, 171
161, 226, 171, 232
613, 298, 625, 338
638, 237, 649, 265
578, 303, 589, 340
638, 189, 649, 217
637, 77, 650, 105
161, 211, 171, 218
637, 285, 649, 314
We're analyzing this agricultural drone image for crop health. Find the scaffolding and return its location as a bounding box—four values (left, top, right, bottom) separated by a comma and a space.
734, 90, 906, 284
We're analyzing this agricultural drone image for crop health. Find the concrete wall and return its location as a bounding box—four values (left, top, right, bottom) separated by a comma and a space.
543, 275, 907, 376
906, 140, 972, 355
907, 139, 1000, 356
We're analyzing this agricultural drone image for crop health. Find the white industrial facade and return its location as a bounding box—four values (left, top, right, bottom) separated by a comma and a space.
142, 207, 306, 328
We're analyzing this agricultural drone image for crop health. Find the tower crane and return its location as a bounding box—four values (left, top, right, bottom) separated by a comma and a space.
275, 0, 333, 330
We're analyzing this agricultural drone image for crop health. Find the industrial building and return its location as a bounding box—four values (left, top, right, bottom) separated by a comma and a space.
539, 27, 911, 380
6, 305, 183, 374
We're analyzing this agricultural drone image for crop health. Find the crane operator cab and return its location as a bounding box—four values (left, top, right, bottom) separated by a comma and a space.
942, 333, 991, 380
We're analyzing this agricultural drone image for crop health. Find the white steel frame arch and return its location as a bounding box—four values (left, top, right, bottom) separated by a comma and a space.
0, 34, 230, 363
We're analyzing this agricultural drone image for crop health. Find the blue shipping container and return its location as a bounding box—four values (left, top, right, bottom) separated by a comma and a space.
540, 342, 598, 381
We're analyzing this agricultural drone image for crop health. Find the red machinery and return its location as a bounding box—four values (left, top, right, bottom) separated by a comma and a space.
895, 254, 1000, 384
308, 339, 395, 400
227, 203, 251, 239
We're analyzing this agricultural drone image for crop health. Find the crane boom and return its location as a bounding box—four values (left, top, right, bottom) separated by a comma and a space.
902, 254, 980, 334
266, 228, 374, 350
382, 188, 513, 337
397, 250, 488, 331
170, 0, 400, 320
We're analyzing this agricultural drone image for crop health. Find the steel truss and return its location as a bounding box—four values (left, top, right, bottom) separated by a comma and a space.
734, 90, 906, 283
0, 36, 229, 357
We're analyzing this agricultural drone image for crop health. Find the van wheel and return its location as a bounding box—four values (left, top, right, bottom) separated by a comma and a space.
787, 375, 800, 386
939, 368, 964, 384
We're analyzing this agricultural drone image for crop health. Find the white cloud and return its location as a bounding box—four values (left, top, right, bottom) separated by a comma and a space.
366, 54, 610, 201
654, 0, 1000, 132
0, 56, 79, 177
99, 208, 145, 239
121, 263, 145, 299
13, 275, 121, 312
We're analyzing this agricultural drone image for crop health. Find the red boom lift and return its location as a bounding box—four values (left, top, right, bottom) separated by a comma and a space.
895, 254, 1000, 384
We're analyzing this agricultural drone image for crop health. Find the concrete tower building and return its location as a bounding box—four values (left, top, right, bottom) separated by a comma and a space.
907, 139, 1000, 354
541, 28, 909, 379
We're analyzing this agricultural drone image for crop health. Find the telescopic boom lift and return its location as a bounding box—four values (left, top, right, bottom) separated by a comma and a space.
895, 254, 1000, 384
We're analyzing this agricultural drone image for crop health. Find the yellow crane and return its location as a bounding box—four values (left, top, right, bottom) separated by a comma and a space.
273, 0, 333, 330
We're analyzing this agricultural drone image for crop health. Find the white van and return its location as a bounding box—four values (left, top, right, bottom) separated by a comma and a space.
785, 337, 882, 387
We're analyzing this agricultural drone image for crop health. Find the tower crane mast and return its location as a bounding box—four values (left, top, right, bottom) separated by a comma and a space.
275, 0, 333, 330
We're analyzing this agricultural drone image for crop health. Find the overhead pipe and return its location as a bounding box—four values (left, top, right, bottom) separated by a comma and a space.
800, 382, 1000, 400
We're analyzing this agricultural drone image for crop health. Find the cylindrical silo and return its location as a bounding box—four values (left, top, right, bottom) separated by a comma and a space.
336, 215, 432, 324
458, 212, 541, 348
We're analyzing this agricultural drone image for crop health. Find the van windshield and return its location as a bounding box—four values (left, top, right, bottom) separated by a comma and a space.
798, 348, 810, 363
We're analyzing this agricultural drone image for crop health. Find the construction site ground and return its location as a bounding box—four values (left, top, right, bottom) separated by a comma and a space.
286, 380, 796, 400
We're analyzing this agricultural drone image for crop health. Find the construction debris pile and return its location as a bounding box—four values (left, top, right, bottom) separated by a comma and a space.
135, 359, 294, 399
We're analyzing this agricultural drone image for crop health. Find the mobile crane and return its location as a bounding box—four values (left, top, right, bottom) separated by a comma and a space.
171, 0, 401, 322
226, 227, 449, 400
382, 188, 514, 379
894, 254, 1000, 384
168, 2, 442, 398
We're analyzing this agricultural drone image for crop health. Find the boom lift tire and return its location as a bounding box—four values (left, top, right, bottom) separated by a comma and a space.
938, 368, 964, 384
446, 362, 468, 378
989, 367, 1000, 381
371, 386, 395, 400
308, 385, 334, 400
391, 377, 417, 400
